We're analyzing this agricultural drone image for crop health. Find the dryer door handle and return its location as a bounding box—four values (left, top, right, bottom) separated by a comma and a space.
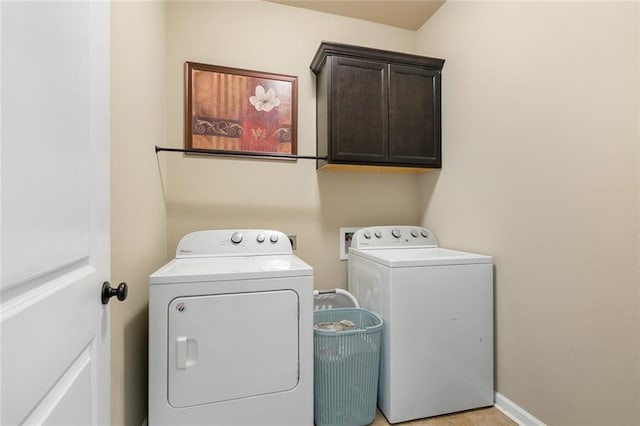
176, 336, 199, 369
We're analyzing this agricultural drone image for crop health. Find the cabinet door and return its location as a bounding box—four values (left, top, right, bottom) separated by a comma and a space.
389, 64, 441, 166
330, 57, 388, 163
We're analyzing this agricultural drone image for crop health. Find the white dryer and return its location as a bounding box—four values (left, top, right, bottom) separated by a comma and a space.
348, 226, 493, 424
148, 229, 313, 425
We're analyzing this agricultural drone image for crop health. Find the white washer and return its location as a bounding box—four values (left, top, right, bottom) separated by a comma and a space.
348, 226, 493, 424
148, 229, 313, 425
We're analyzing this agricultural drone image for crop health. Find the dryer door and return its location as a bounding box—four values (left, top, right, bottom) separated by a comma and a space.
167, 290, 299, 408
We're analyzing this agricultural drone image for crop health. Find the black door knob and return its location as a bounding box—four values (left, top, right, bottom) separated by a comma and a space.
101, 281, 128, 305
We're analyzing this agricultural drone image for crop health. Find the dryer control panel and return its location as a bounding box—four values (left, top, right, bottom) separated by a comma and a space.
350, 226, 438, 250
176, 229, 293, 258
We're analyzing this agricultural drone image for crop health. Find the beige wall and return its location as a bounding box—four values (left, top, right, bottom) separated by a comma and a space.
416, 2, 639, 425
164, 1, 422, 290
111, 2, 167, 425
111, 1, 640, 424
110, 1, 424, 423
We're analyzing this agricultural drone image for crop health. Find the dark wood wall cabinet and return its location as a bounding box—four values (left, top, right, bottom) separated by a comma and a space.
310, 42, 445, 172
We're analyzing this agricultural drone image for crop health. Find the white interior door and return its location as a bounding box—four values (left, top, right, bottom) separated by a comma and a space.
1, 1, 111, 425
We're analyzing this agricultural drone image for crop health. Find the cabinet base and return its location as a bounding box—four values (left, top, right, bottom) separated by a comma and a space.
318, 163, 437, 174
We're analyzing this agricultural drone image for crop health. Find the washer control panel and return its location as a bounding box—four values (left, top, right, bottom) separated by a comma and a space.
176, 229, 292, 257
351, 226, 438, 249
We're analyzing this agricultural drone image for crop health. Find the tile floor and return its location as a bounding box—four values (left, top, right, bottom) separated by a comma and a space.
371, 407, 517, 426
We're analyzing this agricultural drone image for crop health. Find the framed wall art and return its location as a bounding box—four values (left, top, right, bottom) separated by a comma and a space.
185, 61, 298, 156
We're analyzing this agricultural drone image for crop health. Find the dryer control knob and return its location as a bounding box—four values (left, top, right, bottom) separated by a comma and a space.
270, 233, 279, 243
391, 228, 401, 238
256, 233, 265, 243
363, 230, 372, 239
230, 232, 243, 244
374, 230, 382, 239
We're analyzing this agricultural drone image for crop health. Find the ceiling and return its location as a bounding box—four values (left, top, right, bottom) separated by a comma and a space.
267, 1, 445, 31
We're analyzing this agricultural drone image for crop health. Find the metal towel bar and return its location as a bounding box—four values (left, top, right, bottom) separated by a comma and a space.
155, 145, 327, 161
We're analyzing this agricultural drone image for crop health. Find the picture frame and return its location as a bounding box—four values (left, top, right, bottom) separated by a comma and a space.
184, 61, 298, 156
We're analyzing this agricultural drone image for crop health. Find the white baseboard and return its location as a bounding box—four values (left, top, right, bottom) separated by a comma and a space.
141, 394, 538, 426
495, 392, 546, 426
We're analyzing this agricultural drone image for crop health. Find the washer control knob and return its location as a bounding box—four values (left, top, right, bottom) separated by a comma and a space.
421, 230, 429, 238
411, 229, 418, 238
391, 228, 401, 238
270, 233, 279, 243
374, 230, 382, 239
230, 232, 243, 244
256, 233, 265, 243
363, 230, 371, 239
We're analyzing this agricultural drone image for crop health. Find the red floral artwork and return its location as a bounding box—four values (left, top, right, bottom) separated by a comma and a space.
185, 62, 297, 155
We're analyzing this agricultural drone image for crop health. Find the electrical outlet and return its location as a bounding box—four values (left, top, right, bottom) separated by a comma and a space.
339, 227, 361, 260
287, 234, 297, 250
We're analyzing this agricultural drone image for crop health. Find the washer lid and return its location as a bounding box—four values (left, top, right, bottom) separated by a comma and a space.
349, 247, 492, 267
149, 254, 312, 285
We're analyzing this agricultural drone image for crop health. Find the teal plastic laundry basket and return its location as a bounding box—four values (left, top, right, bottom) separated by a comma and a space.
314, 308, 383, 426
